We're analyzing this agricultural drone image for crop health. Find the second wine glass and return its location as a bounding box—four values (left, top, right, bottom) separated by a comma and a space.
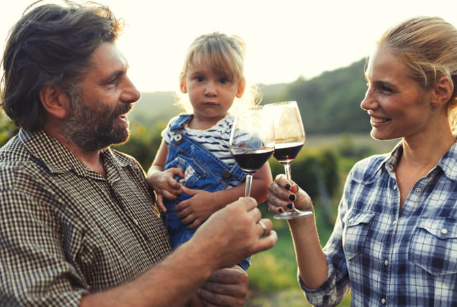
229, 106, 275, 197
265, 101, 313, 219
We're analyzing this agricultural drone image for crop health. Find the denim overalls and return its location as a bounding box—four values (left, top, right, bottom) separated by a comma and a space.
163, 114, 250, 270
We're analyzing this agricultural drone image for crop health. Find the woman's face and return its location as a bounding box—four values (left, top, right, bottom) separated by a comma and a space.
360, 45, 434, 141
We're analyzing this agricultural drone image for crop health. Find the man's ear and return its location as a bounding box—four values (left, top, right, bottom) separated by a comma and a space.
39, 85, 70, 119
432, 76, 454, 106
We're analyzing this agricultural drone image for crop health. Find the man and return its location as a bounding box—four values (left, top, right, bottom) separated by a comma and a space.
0, 1, 277, 306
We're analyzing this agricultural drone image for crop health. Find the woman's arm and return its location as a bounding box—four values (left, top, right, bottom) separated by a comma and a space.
267, 175, 328, 289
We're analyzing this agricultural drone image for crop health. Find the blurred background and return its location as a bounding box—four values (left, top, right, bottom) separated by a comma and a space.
2, 0, 456, 306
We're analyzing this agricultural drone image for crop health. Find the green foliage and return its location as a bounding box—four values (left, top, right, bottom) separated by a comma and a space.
261, 59, 368, 135
130, 92, 181, 127
269, 147, 340, 202
337, 133, 374, 160
0, 111, 18, 147
248, 252, 297, 291
113, 120, 166, 171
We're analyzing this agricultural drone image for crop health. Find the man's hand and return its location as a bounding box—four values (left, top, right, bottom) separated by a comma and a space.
198, 266, 248, 307
192, 197, 277, 270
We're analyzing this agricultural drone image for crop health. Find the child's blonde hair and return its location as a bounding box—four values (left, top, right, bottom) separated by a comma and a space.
175, 32, 261, 113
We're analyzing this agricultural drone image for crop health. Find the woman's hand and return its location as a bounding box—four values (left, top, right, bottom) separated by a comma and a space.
267, 174, 314, 215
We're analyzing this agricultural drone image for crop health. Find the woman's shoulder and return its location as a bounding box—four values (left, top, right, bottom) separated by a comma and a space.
349, 153, 390, 183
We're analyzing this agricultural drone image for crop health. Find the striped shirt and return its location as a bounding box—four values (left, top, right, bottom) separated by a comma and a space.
162, 114, 236, 167
302, 140, 457, 306
0, 129, 171, 307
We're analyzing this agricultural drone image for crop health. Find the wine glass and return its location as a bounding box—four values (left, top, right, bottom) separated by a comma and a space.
265, 101, 313, 219
229, 106, 275, 197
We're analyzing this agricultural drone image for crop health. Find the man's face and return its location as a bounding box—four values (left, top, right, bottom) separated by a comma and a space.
61, 42, 140, 152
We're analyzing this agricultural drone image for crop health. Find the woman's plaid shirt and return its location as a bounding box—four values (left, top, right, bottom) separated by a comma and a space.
302, 141, 457, 306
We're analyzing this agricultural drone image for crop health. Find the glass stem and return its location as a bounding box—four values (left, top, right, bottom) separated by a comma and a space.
284, 163, 292, 181
245, 174, 253, 197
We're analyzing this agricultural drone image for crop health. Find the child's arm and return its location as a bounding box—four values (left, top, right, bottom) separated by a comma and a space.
147, 140, 184, 211
175, 162, 273, 228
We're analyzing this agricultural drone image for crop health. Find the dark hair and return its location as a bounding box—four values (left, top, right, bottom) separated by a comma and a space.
0, 0, 124, 131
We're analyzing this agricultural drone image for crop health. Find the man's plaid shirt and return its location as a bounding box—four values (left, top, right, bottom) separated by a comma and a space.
0, 129, 171, 306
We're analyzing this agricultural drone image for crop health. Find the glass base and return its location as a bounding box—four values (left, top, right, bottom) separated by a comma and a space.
274, 209, 313, 220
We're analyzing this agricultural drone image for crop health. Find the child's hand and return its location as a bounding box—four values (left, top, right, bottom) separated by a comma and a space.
148, 168, 184, 211
175, 186, 217, 229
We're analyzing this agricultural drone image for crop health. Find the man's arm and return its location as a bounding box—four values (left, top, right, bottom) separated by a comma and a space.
80, 197, 277, 307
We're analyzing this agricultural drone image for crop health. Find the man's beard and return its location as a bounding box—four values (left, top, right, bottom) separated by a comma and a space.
61, 91, 132, 152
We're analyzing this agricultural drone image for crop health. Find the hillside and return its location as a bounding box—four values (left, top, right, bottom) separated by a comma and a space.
130, 58, 369, 135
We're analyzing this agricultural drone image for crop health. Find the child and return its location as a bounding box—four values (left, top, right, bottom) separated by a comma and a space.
147, 32, 272, 306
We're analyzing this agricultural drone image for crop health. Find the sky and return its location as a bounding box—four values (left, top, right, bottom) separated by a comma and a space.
1, 0, 457, 93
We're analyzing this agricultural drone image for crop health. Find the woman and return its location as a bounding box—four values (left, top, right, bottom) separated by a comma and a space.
267, 16, 457, 307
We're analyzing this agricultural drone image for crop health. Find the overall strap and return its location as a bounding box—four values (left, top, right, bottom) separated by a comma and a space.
170, 114, 193, 131
167, 114, 245, 183
169, 114, 193, 145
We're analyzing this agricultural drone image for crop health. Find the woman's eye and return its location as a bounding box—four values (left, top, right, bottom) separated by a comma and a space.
380, 85, 393, 93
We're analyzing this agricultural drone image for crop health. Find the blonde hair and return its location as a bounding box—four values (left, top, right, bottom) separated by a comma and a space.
377, 16, 457, 132
175, 32, 261, 113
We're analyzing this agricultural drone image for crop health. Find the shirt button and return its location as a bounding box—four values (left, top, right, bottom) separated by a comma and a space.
441, 229, 448, 235
415, 188, 421, 194
392, 220, 397, 225
381, 298, 386, 304
384, 260, 389, 266
222, 170, 231, 178
393, 185, 397, 191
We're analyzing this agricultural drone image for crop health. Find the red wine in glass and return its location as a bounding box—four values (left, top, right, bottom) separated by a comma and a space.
273, 142, 304, 164
231, 149, 274, 174
229, 106, 275, 197
265, 101, 313, 219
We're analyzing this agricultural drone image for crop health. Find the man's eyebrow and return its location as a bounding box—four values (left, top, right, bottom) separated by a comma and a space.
101, 69, 125, 83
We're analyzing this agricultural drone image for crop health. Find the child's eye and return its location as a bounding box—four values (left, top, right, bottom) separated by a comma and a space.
218, 78, 228, 84
196, 76, 205, 82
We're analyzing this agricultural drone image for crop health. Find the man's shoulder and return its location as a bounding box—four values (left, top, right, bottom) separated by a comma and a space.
0, 135, 41, 193
0, 134, 30, 166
